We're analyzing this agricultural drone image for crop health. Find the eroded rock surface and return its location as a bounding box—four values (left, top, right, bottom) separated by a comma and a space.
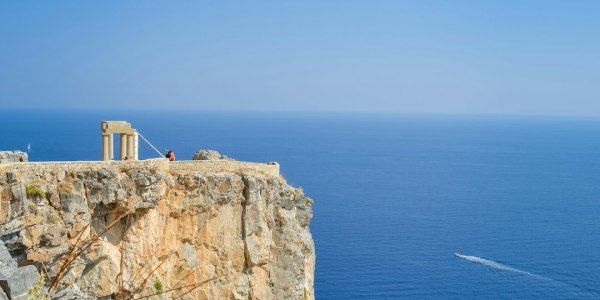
192, 150, 232, 161
0, 152, 27, 164
0, 159, 314, 299
0, 241, 39, 300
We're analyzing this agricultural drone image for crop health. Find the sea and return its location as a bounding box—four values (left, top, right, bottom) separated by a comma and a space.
3, 109, 600, 299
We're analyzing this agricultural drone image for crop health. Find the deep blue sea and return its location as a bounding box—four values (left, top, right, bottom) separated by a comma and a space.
3, 110, 600, 299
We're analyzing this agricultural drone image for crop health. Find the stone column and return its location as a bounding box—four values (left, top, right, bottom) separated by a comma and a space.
120, 134, 127, 160
108, 134, 114, 160
101, 134, 110, 161
133, 132, 139, 161
127, 134, 135, 161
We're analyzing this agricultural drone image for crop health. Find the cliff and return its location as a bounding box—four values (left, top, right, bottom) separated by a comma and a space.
0, 159, 315, 299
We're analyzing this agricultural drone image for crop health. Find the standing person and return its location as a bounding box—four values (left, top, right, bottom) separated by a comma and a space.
166, 150, 176, 161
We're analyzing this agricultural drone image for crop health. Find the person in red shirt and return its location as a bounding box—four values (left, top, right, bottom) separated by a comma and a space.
166, 150, 176, 161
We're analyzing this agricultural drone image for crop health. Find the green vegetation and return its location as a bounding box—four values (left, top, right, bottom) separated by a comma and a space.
304, 288, 308, 300
306, 197, 314, 205
25, 184, 46, 200
28, 274, 50, 300
153, 276, 164, 293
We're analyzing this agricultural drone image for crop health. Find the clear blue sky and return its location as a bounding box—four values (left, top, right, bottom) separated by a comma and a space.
1, 1, 599, 115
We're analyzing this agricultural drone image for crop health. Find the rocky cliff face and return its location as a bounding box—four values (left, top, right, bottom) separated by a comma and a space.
0, 159, 314, 299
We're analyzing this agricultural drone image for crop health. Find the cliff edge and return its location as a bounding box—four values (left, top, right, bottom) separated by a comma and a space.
0, 159, 315, 299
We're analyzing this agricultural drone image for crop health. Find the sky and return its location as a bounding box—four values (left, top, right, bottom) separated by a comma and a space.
1, 1, 599, 115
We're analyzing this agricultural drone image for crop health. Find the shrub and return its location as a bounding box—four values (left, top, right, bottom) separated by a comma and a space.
25, 184, 46, 200
28, 273, 50, 300
153, 276, 164, 293
306, 197, 314, 204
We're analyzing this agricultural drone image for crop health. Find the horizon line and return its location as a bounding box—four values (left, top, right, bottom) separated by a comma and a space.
3, 106, 600, 120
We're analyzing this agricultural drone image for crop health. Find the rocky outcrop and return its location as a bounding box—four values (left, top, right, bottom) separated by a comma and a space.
192, 150, 232, 161
0, 241, 40, 300
0, 159, 314, 299
0, 152, 27, 164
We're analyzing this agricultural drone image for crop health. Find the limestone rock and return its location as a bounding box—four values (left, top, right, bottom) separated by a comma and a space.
177, 242, 199, 268
0, 265, 39, 300
0, 287, 8, 300
192, 149, 232, 161
51, 284, 95, 300
0, 158, 315, 299
0, 151, 28, 164
0, 241, 16, 269
77, 168, 124, 205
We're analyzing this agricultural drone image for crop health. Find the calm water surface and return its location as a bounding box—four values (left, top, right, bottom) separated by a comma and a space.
2, 110, 600, 299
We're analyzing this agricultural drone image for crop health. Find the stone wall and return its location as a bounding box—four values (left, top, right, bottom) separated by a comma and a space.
0, 159, 314, 299
0, 151, 27, 164
0, 159, 279, 178
170, 160, 280, 177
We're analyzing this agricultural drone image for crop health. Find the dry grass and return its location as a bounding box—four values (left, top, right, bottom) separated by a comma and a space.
25, 183, 46, 199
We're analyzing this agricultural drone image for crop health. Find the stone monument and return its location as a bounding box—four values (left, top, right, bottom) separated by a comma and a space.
100, 121, 139, 161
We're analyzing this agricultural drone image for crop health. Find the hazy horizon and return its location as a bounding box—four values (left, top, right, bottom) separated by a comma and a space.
2, 1, 599, 116
8, 107, 600, 121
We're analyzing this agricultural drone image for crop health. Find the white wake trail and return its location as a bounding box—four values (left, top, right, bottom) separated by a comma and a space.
454, 253, 545, 279
455, 253, 599, 299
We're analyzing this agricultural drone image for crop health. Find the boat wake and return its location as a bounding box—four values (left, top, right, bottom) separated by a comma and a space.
454, 253, 549, 280
454, 252, 599, 298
